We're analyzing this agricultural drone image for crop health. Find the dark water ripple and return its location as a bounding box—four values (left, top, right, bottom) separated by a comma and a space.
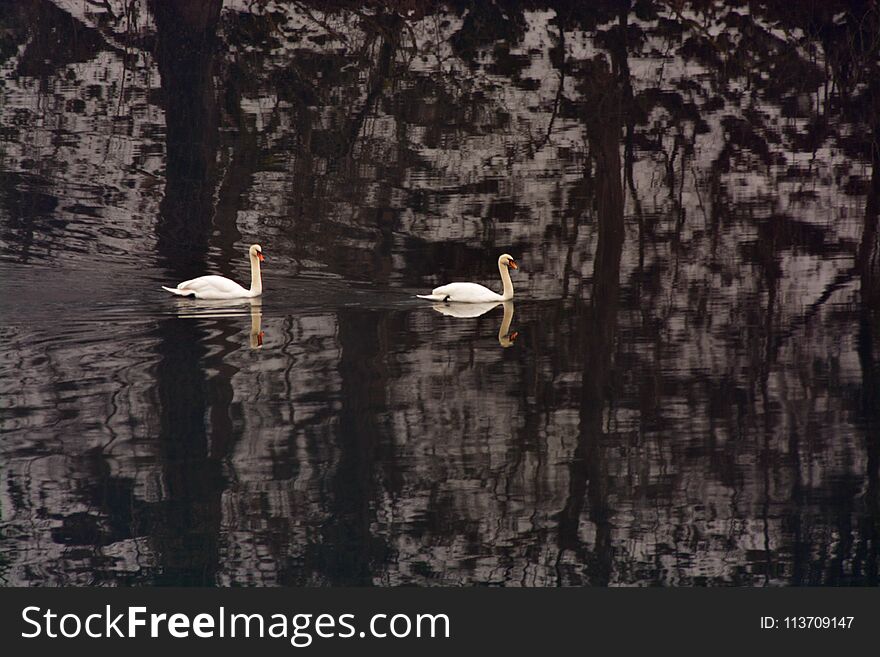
0, 0, 878, 586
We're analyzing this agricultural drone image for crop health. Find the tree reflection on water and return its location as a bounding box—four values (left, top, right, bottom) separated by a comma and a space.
0, 0, 877, 586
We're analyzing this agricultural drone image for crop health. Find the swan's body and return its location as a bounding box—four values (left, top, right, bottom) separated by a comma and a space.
418, 254, 518, 303
162, 244, 264, 300
431, 300, 517, 347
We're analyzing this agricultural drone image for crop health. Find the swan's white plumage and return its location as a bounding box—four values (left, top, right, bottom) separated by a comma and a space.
417, 282, 504, 303
417, 253, 518, 303
162, 244, 264, 300
163, 276, 249, 299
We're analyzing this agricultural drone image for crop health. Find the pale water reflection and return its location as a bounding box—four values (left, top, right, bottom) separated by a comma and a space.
172, 298, 265, 349
0, 0, 878, 587
431, 301, 518, 348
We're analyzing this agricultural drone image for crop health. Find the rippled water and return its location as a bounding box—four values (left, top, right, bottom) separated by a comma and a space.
1, 0, 878, 586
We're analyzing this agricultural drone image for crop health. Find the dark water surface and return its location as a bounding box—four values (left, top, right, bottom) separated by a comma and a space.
1, 0, 879, 586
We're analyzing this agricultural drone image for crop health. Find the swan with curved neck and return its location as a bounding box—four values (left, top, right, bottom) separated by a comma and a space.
162, 244, 265, 300
417, 253, 518, 303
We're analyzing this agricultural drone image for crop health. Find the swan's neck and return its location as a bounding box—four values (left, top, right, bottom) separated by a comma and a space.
499, 262, 514, 300
249, 255, 262, 296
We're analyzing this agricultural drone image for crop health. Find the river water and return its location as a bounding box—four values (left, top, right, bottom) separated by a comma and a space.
0, 0, 878, 586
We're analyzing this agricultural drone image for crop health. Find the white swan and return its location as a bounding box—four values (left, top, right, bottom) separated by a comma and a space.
417, 253, 518, 303
162, 244, 264, 299
431, 300, 518, 347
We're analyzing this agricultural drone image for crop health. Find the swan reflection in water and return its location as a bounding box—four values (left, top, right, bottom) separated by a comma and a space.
170, 296, 264, 348
430, 300, 518, 348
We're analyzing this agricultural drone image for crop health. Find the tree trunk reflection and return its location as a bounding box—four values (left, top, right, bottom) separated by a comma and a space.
151, 0, 223, 274
558, 57, 625, 585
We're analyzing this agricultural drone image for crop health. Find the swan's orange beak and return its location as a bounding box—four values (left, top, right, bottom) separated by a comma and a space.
509, 331, 519, 342
257, 331, 264, 346
257, 252, 265, 262
508, 260, 518, 270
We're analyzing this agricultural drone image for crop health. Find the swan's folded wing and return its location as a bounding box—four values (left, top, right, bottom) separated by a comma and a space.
431, 282, 501, 303
162, 285, 195, 296
178, 275, 246, 295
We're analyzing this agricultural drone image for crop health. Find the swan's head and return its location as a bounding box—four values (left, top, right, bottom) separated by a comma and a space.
499, 254, 518, 270
249, 244, 265, 262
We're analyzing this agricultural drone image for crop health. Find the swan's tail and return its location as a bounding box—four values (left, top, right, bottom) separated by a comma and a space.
417, 293, 447, 301
162, 285, 195, 297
